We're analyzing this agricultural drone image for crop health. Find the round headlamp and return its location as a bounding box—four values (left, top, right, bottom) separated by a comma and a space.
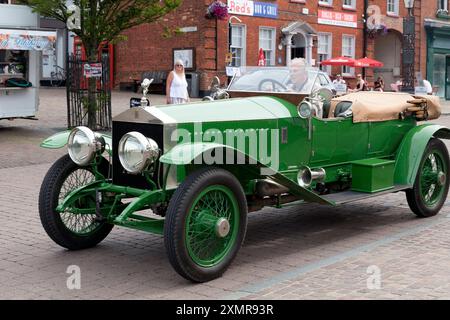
298, 101, 313, 119
118, 132, 159, 174
68, 126, 105, 166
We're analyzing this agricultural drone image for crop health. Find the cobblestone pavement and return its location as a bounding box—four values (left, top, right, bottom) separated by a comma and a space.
1, 88, 450, 299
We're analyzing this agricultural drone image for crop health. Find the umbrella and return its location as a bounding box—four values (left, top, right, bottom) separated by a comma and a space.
258, 48, 265, 66
320, 56, 356, 66
353, 57, 384, 68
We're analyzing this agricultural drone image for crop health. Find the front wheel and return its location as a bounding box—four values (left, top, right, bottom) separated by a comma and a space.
38, 154, 113, 250
164, 168, 248, 282
406, 138, 450, 218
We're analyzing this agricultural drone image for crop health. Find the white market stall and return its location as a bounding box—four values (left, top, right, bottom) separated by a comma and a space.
0, 4, 56, 120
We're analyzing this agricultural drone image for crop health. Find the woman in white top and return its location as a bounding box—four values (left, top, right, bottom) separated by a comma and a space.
166, 59, 190, 104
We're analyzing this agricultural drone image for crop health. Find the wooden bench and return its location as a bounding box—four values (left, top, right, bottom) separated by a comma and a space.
132, 71, 168, 94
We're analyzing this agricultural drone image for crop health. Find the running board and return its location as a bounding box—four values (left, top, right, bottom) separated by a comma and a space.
322, 185, 411, 205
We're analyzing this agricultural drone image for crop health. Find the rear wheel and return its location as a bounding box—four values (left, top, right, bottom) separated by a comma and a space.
39, 154, 113, 250
164, 168, 247, 282
406, 138, 450, 217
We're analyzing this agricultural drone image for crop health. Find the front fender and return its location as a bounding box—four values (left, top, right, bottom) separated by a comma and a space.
394, 124, 450, 186
40, 131, 113, 155
160, 142, 335, 206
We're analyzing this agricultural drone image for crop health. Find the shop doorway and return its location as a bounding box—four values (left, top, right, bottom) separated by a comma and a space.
446, 56, 450, 100
291, 33, 306, 59
374, 31, 402, 91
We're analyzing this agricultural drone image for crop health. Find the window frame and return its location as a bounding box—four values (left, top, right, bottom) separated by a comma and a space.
230, 24, 246, 67
387, 0, 399, 16
317, 32, 333, 75
343, 0, 356, 9
438, 0, 449, 11
259, 26, 276, 66
319, 0, 333, 6
341, 34, 355, 77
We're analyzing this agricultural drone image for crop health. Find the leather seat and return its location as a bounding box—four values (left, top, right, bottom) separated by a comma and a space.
334, 101, 353, 118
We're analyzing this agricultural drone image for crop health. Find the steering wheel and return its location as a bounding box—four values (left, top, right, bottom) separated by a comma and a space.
258, 79, 288, 92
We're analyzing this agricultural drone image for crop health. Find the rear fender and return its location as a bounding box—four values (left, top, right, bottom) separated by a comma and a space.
394, 124, 450, 186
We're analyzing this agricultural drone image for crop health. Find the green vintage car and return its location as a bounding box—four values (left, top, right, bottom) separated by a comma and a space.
39, 67, 449, 282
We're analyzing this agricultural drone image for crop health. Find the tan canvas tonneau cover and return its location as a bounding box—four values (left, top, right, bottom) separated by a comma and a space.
329, 92, 441, 123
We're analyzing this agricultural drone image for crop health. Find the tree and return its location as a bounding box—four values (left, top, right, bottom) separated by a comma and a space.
18, 0, 181, 129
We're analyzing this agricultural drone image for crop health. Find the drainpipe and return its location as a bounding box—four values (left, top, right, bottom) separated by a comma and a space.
363, 0, 369, 79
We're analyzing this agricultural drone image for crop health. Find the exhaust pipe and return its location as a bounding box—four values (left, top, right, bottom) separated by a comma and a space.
297, 166, 326, 188
255, 179, 290, 197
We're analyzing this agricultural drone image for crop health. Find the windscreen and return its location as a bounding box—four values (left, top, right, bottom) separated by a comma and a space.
228, 66, 321, 95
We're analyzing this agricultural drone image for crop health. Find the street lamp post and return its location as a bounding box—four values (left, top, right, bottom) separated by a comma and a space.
401, 0, 415, 93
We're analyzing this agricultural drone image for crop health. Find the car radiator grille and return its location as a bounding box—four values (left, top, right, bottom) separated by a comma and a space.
112, 121, 164, 190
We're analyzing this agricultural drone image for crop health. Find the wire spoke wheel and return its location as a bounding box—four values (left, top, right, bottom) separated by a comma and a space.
39, 154, 113, 250
186, 185, 239, 267
58, 169, 100, 236
419, 153, 445, 206
407, 139, 449, 218
164, 168, 247, 282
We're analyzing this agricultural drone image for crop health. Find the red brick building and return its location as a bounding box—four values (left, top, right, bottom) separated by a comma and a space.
114, 0, 450, 98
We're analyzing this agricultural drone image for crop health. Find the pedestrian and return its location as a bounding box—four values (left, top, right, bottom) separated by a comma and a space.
166, 59, 190, 104
374, 76, 385, 92
423, 79, 433, 95
332, 74, 346, 85
352, 74, 367, 92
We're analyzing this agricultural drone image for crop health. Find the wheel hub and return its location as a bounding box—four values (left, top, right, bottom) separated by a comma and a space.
215, 218, 230, 238
437, 171, 446, 186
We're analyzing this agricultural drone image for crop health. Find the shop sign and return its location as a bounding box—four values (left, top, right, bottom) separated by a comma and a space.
254, 2, 278, 19
84, 63, 103, 78
0, 29, 56, 51
334, 83, 348, 95
415, 87, 428, 96
227, 0, 278, 19
226, 66, 241, 77
318, 10, 357, 28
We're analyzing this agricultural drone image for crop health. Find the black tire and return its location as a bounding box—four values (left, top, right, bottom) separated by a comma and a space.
406, 138, 450, 218
38, 154, 113, 250
164, 167, 248, 283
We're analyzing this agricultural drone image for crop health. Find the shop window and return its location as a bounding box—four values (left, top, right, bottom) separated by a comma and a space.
318, 33, 332, 74
0, 50, 29, 87
433, 54, 446, 98
231, 24, 246, 67
342, 35, 355, 76
259, 27, 276, 66
387, 0, 399, 16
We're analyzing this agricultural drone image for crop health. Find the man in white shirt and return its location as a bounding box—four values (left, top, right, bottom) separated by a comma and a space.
423, 79, 433, 95
333, 74, 346, 85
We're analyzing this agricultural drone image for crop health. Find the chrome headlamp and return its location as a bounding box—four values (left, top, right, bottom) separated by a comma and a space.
298, 101, 313, 119
118, 132, 159, 174
68, 126, 105, 166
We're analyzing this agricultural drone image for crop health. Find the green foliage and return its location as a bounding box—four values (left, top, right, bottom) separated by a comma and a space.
18, 0, 182, 59
17, 0, 181, 129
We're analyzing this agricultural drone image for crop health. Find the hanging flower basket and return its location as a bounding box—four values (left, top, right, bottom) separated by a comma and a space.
367, 24, 388, 39
205, 1, 229, 20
